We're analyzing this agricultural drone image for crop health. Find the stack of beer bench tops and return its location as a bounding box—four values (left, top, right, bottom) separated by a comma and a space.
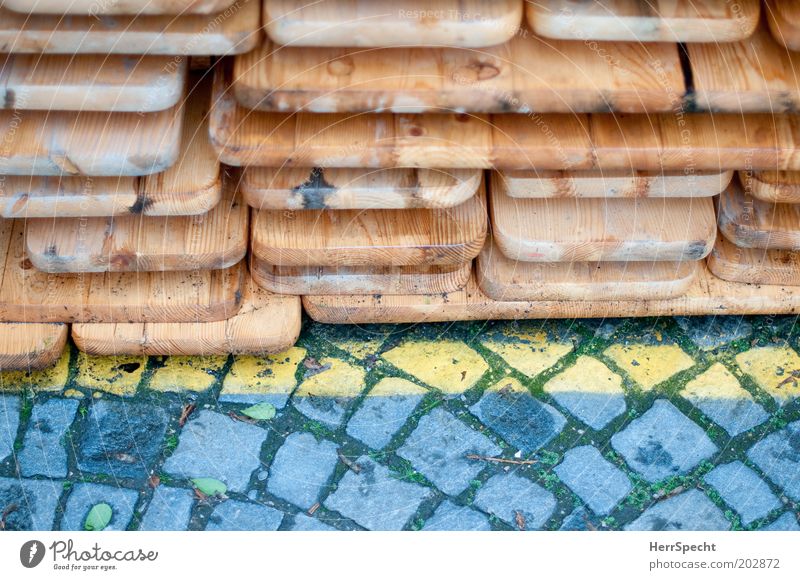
212, 0, 800, 324
0, 0, 301, 372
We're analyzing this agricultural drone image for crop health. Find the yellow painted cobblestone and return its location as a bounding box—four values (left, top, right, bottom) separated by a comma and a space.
544, 355, 623, 395
481, 331, 573, 378
367, 377, 427, 397
75, 353, 146, 397
148, 356, 228, 392
604, 344, 694, 391
682, 363, 750, 401
294, 357, 366, 398
222, 347, 307, 399
381, 341, 488, 393
736, 346, 800, 405
327, 337, 385, 361
0, 349, 70, 393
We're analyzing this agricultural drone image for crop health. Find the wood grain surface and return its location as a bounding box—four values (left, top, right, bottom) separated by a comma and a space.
746, 170, 800, 203
527, 0, 760, 42
25, 172, 246, 273
495, 169, 731, 198
476, 235, 700, 301
707, 231, 800, 285
0, 53, 186, 112
234, 22, 683, 113
213, 68, 800, 170
242, 167, 481, 209
718, 177, 800, 250
490, 183, 717, 262
251, 256, 471, 295
0, 322, 67, 370
264, 0, 522, 47
251, 180, 487, 267
2, 0, 237, 15
71, 274, 301, 356
0, 0, 259, 55
0, 219, 243, 323
766, 0, 800, 51
303, 265, 800, 323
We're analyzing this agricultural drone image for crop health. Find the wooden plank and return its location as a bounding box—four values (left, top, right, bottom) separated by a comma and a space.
766, 0, 800, 51
0, 53, 185, 112
0, 98, 183, 177
0, 322, 67, 370
212, 68, 800, 170
303, 265, 800, 323
527, 0, 760, 43
242, 167, 481, 209
490, 183, 716, 262
251, 181, 487, 267
688, 20, 800, 112
495, 169, 731, 198
746, 170, 800, 203
0, 80, 220, 217
476, 235, 700, 301
234, 24, 683, 114
264, 0, 522, 47
718, 177, 800, 250
0, 0, 259, 55
25, 172, 246, 273
2, 0, 236, 15
0, 219, 244, 323
252, 257, 471, 296
707, 232, 800, 285
71, 276, 301, 356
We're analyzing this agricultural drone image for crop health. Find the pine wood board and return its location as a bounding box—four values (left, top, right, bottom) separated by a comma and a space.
490, 184, 717, 262
0, 322, 67, 370
242, 167, 481, 210
688, 20, 800, 112
233, 24, 683, 114
495, 169, 731, 198
746, 170, 800, 203
766, 0, 800, 51
2, 0, 236, 15
0, 81, 220, 217
527, 0, 760, 43
303, 266, 800, 324
0, 97, 183, 177
0, 53, 186, 112
718, 178, 800, 250
0, 219, 244, 323
252, 256, 471, 296
251, 182, 487, 267
212, 70, 800, 171
263, 0, 522, 48
26, 173, 246, 273
707, 232, 800, 286
0, 0, 259, 55
71, 276, 301, 356
476, 235, 699, 302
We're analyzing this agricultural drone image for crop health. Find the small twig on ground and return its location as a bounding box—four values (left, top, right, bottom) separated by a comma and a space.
0, 503, 18, 530
465, 454, 538, 466
514, 511, 526, 531
227, 411, 257, 424
179, 403, 196, 427
337, 449, 362, 473
307, 502, 320, 516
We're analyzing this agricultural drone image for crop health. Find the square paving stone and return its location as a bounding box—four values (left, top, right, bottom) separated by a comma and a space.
397, 408, 502, 496
290, 514, 336, 531
292, 358, 366, 429
559, 507, 603, 531
0, 477, 63, 530
422, 500, 491, 531
610, 400, 718, 482
346, 378, 427, 450
554, 446, 631, 516
703, 461, 781, 526
76, 399, 170, 480
625, 489, 730, 531
747, 420, 800, 501
219, 348, 306, 405
61, 483, 139, 531
469, 377, 566, 454
138, 486, 195, 531
266, 432, 338, 510
18, 399, 79, 478
0, 395, 20, 462
473, 473, 557, 530
682, 363, 768, 437
761, 513, 800, 531
205, 500, 284, 531
324, 456, 432, 530
675, 316, 753, 351
162, 411, 268, 494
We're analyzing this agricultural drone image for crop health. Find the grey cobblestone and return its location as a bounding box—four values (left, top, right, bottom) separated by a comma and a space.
473, 473, 557, 530
762, 513, 800, 531
206, 500, 284, 531
346, 380, 426, 450
422, 500, 491, 531
747, 420, 800, 501
0, 477, 62, 531
61, 483, 139, 531
703, 461, 781, 526
0, 395, 19, 463
267, 432, 338, 510
289, 514, 336, 531
554, 446, 631, 516
18, 399, 79, 478
138, 486, 195, 531
625, 490, 730, 531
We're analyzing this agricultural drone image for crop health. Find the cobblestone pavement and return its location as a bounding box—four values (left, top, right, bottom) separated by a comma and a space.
1, 316, 799, 531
